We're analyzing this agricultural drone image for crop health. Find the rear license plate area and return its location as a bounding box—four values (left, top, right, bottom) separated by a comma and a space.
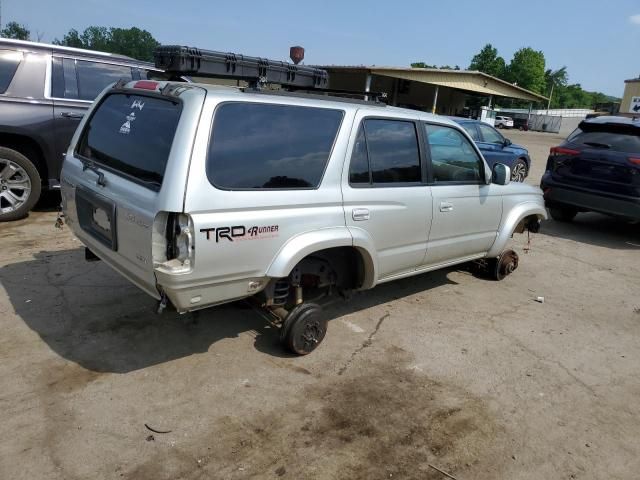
76, 187, 117, 251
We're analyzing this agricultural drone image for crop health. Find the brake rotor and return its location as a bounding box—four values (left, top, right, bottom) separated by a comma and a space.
494, 250, 519, 281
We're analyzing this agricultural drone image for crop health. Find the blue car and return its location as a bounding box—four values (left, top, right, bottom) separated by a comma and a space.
448, 117, 531, 182
540, 116, 640, 222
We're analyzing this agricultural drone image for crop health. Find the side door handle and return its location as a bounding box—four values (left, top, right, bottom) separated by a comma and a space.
352, 208, 370, 221
60, 111, 84, 119
439, 202, 453, 213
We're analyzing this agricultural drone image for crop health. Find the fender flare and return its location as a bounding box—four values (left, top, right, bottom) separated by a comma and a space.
265, 227, 379, 289
487, 201, 547, 257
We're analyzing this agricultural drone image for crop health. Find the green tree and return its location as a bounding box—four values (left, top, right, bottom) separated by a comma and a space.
0, 21, 30, 40
506, 47, 546, 94
468, 44, 506, 78
411, 62, 460, 70
54, 26, 159, 61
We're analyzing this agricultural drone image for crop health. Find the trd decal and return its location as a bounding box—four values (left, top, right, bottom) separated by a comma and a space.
201, 225, 279, 243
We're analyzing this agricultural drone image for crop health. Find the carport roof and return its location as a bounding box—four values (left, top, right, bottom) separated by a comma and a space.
322, 65, 548, 102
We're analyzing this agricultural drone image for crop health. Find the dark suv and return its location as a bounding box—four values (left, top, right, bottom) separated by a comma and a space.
541, 116, 640, 222
0, 38, 175, 221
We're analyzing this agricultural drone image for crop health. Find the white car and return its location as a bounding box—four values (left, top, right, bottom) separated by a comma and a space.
495, 116, 514, 129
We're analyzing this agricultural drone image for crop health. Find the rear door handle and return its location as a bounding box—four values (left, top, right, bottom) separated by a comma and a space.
60, 111, 84, 119
439, 202, 454, 212
352, 208, 370, 221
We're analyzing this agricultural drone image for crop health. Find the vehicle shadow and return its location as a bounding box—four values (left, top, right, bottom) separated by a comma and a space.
541, 212, 640, 250
1, 248, 457, 373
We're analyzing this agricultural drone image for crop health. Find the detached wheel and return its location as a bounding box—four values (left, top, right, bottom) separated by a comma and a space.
280, 303, 327, 355
489, 250, 519, 281
549, 206, 578, 222
0, 147, 42, 222
510, 159, 528, 182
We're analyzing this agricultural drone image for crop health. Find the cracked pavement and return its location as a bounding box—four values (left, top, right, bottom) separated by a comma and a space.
1, 131, 639, 479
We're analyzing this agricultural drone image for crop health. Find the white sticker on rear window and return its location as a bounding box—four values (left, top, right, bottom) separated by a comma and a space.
131, 100, 145, 111
119, 111, 136, 135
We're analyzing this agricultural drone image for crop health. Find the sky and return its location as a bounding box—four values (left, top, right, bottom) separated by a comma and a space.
3, 0, 639, 97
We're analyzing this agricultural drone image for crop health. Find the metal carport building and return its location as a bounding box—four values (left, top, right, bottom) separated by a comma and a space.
322, 66, 548, 114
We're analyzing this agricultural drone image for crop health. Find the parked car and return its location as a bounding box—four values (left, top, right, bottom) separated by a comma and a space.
540, 116, 640, 222
60, 78, 546, 355
449, 117, 531, 182
0, 39, 180, 222
495, 116, 514, 129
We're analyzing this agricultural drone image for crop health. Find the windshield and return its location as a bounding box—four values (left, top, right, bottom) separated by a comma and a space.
77, 93, 182, 190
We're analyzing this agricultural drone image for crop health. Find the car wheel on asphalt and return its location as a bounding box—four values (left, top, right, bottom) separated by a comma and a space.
510, 159, 528, 182
280, 303, 327, 355
0, 147, 42, 222
549, 206, 578, 222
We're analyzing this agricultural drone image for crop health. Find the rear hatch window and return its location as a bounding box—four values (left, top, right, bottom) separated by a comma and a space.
77, 93, 181, 190
568, 124, 640, 153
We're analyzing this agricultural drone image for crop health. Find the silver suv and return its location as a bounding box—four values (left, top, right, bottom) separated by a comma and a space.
61, 80, 546, 354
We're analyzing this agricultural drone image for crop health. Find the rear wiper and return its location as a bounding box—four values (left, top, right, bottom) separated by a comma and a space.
80, 159, 106, 187
583, 142, 611, 149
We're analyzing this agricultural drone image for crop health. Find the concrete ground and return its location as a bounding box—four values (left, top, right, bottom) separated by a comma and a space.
1, 130, 639, 480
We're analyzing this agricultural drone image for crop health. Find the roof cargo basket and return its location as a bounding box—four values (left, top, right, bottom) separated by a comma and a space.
154, 45, 329, 89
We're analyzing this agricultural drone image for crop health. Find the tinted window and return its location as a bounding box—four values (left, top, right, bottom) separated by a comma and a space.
425, 124, 483, 183
364, 119, 421, 183
208, 103, 343, 189
0, 49, 22, 93
461, 123, 479, 141
478, 124, 504, 144
567, 127, 640, 154
349, 127, 370, 184
77, 93, 181, 189
76, 60, 132, 101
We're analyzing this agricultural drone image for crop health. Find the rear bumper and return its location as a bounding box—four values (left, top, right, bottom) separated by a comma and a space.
541, 174, 640, 219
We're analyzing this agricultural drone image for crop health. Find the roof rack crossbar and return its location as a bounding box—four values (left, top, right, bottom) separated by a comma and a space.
281, 85, 388, 103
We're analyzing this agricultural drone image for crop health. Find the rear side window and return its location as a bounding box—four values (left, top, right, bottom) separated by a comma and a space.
76, 60, 133, 101
0, 49, 22, 93
424, 123, 483, 183
77, 93, 181, 190
208, 103, 343, 189
567, 127, 640, 154
349, 119, 421, 185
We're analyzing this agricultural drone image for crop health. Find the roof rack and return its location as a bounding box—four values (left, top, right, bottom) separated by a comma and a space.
153, 45, 388, 103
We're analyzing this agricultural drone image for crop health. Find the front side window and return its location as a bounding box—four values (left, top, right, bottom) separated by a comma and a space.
208, 103, 343, 190
76, 60, 133, 101
348, 119, 421, 185
424, 123, 483, 183
478, 123, 504, 144
0, 49, 22, 94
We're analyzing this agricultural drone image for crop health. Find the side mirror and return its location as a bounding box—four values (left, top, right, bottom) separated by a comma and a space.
492, 163, 511, 185
503, 138, 512, 147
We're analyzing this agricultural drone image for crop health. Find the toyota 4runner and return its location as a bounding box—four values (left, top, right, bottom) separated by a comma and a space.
60, 78, 546, 355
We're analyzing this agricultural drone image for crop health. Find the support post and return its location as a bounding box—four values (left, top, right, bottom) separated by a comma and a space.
487, 94, 493, 109
364, 73, 372, 101
431, 85, 439, 114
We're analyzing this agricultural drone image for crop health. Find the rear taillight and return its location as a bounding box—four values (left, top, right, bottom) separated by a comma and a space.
629, 157, 640, 165
133, 80, 159, 90
550, 146, 580, 156
166, 213, 193, 264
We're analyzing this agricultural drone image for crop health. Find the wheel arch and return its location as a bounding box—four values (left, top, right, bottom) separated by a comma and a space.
487, 201, 547, 258
0, 132, 49, 185
265, 227, 378, 289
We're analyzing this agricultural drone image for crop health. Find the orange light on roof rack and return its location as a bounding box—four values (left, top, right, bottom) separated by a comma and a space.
133, 80, 159, 90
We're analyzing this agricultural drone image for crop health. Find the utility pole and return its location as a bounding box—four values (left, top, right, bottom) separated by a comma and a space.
546, 82, 554, 114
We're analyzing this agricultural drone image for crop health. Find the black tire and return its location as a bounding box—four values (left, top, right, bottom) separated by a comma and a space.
510, 159, 528, 182
549, 206, 578, 222
0, 147, 42, 222
280, 303, 327, 355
